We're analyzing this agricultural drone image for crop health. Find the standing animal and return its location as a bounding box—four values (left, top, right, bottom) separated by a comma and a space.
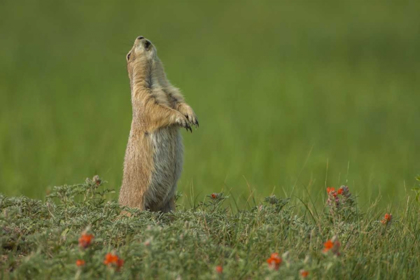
118, 36, 198, 212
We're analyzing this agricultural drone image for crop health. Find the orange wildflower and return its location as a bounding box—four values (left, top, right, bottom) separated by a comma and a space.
326, 187, 335, 194
211, 193, 218, 199
267, 253, 282, 270
104, 253, 119, 264
270, 253, 280, 259
323, 239, 341, 256
76, 259, 85, 266
78, 233, 94, 249
337, 188, 343, 195
215, 266, 223, 273
323, 240, 334, 252
381, 213, 392, 225
104, 253, 124, 271
300, 270, 309, 277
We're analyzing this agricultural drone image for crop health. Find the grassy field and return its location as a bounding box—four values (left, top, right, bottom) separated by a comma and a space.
1, 2, 420, 206
2, 3, 420, 278
1, 177, 419, 279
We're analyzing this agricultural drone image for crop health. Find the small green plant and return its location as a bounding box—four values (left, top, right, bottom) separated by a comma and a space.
325, 185, 359, 222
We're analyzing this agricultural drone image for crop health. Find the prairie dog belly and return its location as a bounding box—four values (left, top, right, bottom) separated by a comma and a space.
145, 127, 183, 210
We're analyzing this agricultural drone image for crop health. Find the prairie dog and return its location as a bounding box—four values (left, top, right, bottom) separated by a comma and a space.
118, 36, 198, 212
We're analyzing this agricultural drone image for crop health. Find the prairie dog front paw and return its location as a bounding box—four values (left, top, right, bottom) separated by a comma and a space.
178, 104, 199, 127
174, 113, 192, 132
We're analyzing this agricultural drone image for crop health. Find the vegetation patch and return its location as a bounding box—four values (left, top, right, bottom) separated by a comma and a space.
1, 176, 419, 279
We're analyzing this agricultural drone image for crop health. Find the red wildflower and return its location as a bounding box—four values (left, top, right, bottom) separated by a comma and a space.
116, 258, 124, 270
215, 266, 223, 274
300, 270, 309, 277
326, 187, 335, 194
337, 188, 343, 195
267, 253, 282, 270
78, 233, 94, 249
211, 193, 218, 199
76, 259, 85, 267
104, 253, 124, 271
381, 213, 392, 225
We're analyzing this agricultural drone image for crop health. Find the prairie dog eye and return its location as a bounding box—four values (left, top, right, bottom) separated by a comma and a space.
127, 52, 131, 61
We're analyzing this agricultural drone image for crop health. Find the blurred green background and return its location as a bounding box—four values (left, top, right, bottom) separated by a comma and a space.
1, 1, 419, 207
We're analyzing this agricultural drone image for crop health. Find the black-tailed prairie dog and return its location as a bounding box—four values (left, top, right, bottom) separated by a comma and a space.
118, 36, 198, 212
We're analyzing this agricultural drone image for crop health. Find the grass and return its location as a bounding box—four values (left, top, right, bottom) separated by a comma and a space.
1, 1, 420, 206
1, 176, 419, 279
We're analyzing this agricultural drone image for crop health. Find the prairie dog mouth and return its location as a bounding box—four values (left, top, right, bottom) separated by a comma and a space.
136, 36, 151, 49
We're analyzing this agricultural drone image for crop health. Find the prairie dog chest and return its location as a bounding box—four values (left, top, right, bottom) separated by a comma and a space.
149, 127, 183, 168
147, 126, 184, 205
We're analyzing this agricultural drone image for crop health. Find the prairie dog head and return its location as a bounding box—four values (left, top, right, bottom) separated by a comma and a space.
126, 36, 158, 81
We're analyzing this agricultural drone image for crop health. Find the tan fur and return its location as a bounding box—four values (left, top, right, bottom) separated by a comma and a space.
118, 36, 198, 212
